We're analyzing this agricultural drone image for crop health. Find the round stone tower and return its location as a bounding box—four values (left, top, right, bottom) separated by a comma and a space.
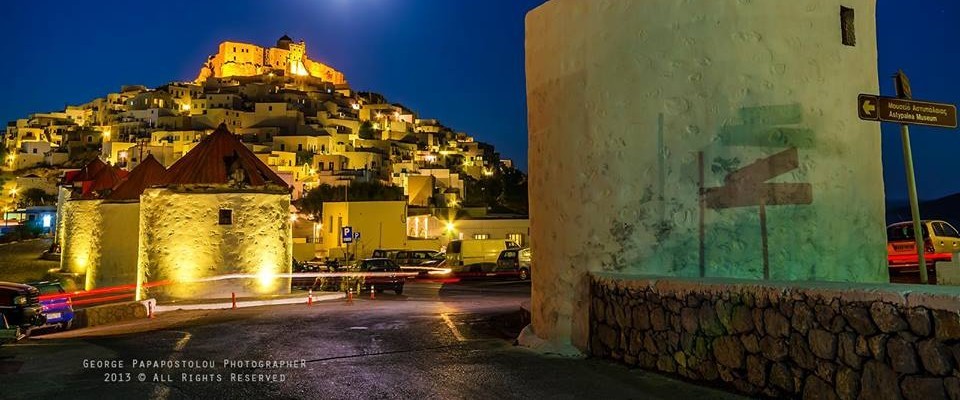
525, 0, 883, 352
276, 34, 294, 50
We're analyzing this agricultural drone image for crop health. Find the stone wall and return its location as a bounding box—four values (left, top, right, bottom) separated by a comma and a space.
591, 273, 960, 399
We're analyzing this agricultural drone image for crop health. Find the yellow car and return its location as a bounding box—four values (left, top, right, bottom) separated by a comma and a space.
887, 220, 960, 274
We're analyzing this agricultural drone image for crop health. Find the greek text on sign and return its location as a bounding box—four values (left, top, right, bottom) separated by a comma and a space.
858, 94, 957, 129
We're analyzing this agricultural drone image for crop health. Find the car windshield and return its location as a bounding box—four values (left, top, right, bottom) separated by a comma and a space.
888, 224, 929, 241
373, 250, 401, 259
361, 259, 395, 271
30, 283, 63, 295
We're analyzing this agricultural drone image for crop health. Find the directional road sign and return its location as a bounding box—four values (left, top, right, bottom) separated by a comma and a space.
858, 94, 957, 128
342, 226, 353, 244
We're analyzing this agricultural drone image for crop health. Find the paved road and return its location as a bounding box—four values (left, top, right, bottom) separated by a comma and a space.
0, 238, 60, 284
0, 280, 744, 400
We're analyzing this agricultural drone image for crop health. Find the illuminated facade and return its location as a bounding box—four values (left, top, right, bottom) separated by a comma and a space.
58, 126, 293, 299
195, 36, 347, 85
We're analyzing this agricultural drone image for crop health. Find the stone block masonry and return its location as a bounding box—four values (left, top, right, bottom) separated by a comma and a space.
72, 299, 152, 329
591, 272, 960, 399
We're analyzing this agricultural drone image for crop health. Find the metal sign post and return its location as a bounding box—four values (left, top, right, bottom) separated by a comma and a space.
858, 71, 959, 284
342, 226, 353, 263
895, 70, 928, 284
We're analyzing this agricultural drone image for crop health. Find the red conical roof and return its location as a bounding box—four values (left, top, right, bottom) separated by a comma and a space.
81, 163, 128, 198
68, 158, 108, 183
161, 124, 288, 188
107, 154, 167, 200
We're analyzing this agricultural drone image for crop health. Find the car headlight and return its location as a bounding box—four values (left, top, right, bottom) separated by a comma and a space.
13, 296, 26, 305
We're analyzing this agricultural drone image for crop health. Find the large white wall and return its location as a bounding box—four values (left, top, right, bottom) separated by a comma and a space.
526, 0, 884, 352
139, 189, 292, 299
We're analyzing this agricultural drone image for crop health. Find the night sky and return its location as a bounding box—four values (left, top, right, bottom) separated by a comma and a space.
0, 1, 957, 202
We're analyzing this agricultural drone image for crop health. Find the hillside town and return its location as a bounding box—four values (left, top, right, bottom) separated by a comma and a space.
0, 36, 529, 269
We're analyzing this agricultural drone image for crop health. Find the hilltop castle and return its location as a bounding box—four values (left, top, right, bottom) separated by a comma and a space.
196, 35, 346, 85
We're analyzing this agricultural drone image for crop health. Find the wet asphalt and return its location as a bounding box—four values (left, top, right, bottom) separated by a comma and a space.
0, 280, 746, 400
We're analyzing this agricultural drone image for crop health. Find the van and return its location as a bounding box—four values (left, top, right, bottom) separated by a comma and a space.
445, 239, 520, 272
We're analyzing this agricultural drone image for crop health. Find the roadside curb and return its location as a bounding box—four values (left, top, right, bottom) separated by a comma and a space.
154, 293, 345, 312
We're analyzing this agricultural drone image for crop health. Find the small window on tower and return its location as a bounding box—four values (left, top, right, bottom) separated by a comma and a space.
840, 6, 856, 46
219, 209, 233, 225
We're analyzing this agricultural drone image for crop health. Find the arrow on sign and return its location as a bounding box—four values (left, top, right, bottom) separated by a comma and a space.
862, 99, 876, 115
858, 94, 879, 120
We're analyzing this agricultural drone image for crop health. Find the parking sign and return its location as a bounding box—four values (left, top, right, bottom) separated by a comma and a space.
342, 226, 353, 244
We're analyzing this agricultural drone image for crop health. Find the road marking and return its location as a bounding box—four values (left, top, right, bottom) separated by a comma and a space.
441, 313, 466, 342
348, 326, 368, 330
173, 332, 192, 351
150, 331, 191, 400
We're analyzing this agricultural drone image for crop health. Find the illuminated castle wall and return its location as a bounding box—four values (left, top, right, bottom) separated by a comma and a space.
526, 0, 884, 351
196, 36, 346, 85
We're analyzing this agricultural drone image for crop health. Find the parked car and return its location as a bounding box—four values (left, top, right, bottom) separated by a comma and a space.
0, 282, 46, 341
394, 250, 450, 276
887, 220, 960, 281
27, 281, 74, 332
496, 249, 531, 281
445, 239, 520, 272
371, 249, 405, 262
395, 250, 445, 267
311, 258, 405, 295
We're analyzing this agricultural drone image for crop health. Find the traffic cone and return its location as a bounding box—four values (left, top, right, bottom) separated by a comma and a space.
232, 292, 237, 310
370, 285, 375, 300
346, 289, 353, 305
308, 289, 314, 306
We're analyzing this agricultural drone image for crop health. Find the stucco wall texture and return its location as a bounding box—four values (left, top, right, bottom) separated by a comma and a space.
95, 203, 141, 289
526, 0, 885, 351
139, 189, 292, 299
60, 199, 103, 278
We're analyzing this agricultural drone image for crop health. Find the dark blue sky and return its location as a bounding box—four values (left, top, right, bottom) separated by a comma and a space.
0, 1, 957, 200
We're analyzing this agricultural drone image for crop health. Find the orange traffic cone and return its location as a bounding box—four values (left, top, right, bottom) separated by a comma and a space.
308, 289, 314, 306
232, 292, 237, 310
346, 289, 353, 305
370, 285, 376, 300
